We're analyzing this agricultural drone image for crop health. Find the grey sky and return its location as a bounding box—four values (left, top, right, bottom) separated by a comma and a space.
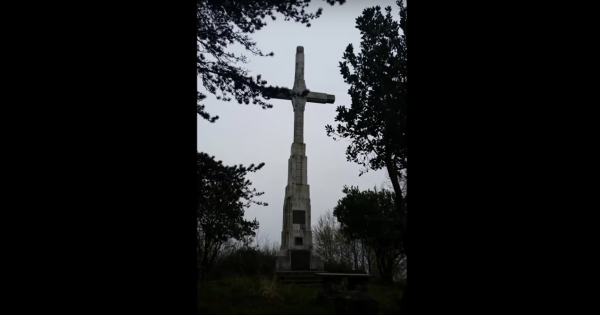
197, 0, 399, 245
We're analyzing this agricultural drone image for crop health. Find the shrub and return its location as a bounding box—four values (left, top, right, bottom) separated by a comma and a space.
211, 247, 276, 279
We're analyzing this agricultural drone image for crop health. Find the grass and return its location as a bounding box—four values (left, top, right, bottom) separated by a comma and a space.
198, 275, 403, 315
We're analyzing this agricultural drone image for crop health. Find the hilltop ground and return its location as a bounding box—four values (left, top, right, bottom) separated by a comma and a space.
197, 275, 403, 315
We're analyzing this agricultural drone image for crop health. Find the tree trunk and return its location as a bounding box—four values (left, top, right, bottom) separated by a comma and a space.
365, 246, 373, 274
352, 239, 359, 271
384, 157, 408, 313
384, 158, 406, 247
199, 238, 211, 282
360, 240, 367, 273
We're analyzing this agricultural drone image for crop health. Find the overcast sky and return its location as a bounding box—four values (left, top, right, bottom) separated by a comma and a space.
197, 0, 399, 245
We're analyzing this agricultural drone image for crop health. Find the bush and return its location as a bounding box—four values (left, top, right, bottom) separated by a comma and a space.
211, 247, 276, 279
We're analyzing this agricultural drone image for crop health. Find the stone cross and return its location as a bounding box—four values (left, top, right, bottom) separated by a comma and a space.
271, 46, 335, 271
268, 46, 335, 144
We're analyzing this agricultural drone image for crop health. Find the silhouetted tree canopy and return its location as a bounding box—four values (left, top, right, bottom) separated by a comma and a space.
325, 1, 407, 245
326, 1, 406, 180
197, 0, 346, 122
197, 152, 267, 280
333, 185, 403, 285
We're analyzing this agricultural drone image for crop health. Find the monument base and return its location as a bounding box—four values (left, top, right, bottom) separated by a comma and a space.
276, 249, 324, 271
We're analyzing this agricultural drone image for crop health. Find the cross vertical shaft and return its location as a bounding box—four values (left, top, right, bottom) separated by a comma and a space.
293, 102, 305, 144
293, 46, 306, 92
292, 46, 307, 144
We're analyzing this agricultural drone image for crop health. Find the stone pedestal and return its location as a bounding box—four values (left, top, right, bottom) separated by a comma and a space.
275, 142, 324, 272
276, 249, 324, 271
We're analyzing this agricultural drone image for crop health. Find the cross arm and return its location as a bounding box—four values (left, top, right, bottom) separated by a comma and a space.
263, 89, 294, 101
264, 88, 335, 104
306, 92, 335, 104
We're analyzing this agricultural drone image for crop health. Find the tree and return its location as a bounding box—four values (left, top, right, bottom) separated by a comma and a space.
333, 186, 404, 285
325, 1, 407, 240
313, 210, 373, 273
381, 169, 406, 200
313, 210, 338, 263
197, 0, 347, 123
197, 152, 268, 281
313, 210, 407, 277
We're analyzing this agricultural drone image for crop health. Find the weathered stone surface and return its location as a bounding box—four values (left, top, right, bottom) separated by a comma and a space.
305, 91, 335, 104
272, 46, 335, 271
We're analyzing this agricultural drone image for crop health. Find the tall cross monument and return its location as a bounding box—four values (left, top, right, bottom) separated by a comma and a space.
270, 46, 335, 271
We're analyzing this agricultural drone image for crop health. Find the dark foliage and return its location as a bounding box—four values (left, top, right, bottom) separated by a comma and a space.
197, 0, 346, 123
211, 247, 277, 279
325, 1, 406, 186
325, 1, 407, 265
333, 186, 403, 285
197, 152, 268, 281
